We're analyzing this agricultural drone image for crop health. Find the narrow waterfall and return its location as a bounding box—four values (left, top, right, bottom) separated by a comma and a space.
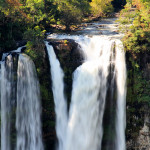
1, 55, 13, 150
115, 40, 126, 150
46, 35, 126, 150
16, 54, 44, 150
46, 42, 68, 150
0, 53, 44, 150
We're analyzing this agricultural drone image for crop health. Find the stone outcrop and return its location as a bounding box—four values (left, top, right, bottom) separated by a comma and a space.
48, 39, 84, 104
127, 114, 150, 150
49, 39, 84, 72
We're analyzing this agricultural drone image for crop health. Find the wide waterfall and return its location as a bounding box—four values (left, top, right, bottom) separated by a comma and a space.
0, 53, 44, 150
46, 35, 126, 150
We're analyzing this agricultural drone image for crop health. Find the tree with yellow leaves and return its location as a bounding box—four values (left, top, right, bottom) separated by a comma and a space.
90, 0, 114, 17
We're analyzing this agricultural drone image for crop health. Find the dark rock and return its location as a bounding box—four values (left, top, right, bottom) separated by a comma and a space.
48, 39, 84, 72
0, 40, 26, 61
47, 39, 84, 109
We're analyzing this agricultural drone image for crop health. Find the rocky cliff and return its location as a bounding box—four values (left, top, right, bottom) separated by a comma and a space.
126, 51, 150, 150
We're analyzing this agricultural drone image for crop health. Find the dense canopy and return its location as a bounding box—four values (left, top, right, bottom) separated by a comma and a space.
0, 0, 124, 51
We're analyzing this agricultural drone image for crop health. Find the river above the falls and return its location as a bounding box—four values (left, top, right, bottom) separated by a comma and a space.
47, 17, 123, 39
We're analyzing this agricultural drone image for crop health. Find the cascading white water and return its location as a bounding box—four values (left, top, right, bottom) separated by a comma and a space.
46, 42, 68, 150
46, 35, 126, 150
1, 55, 13, 150
115, 40, 126, 150
16, 54, 44, 150
65, 37, 114, 150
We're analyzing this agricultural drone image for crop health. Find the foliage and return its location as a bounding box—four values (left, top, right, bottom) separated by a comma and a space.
54, 0, 90, 30
0, 0, 123, 50
117, 3, 137, 25
126, 55, 150, 140
24, 26, 46, 72
118, 1, 150, 53
24, 26, 46, 44
0, 11, 25, 51
90, 0, 114, 17
56, 1, 82, 30
118, 0, 150, 142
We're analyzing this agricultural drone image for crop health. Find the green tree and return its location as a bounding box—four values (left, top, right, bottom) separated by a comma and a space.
90, 0, 114, 17
0, 0, 27, 51
118, 0, 150, 53
54, 0, 90, 31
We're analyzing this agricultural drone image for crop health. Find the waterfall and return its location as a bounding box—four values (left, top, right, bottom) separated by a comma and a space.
46, 35, 126, 150
65, 37, 114, 150
115, 40, 126, 150
0, 33, 126, 150
46, 42, 68, 150
1, 55, 13, 150
16, 54, 44, 150
0, 53, 44, 150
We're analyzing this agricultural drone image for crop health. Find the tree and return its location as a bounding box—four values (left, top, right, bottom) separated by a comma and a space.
73, 0, 91, 16
90, 0, 114, 17
54, 0, 90, 31
118, 0, 150, 53
57, 1, 82, 30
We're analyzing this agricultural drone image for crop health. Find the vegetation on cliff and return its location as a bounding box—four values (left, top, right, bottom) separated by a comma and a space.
117, 0, 150, 143
118, 0, 150, 53
118, 0, 150, 106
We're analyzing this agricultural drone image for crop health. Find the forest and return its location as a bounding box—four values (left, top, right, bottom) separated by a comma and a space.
0, 0, 126, 53
0, 0, 150, 54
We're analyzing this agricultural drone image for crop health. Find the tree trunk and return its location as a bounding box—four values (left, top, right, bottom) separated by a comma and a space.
65, 25, 71, 32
